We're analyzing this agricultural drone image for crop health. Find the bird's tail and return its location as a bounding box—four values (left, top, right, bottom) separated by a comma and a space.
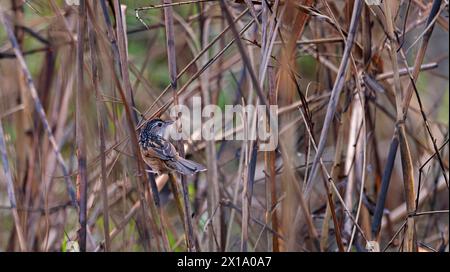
172, 157, 207, 175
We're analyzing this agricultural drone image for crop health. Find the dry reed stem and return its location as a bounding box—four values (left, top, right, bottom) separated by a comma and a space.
0, 119, 27, 251
305, 0, 363, 196
383, 0, 417, 252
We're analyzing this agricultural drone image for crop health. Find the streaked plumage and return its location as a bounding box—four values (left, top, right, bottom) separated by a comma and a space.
139, 119, 206, 175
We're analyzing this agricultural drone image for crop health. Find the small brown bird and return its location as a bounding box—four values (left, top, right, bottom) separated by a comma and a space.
138, 118, 206, 175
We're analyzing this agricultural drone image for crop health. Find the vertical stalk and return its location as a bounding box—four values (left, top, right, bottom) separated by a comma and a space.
76, 0, 88, 252
163, 0, 196, 251
383, 0, 416, 252
0, 119, 27, 251
87, 1, 111, 251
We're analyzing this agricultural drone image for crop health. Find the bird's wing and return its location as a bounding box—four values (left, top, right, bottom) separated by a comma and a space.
145, 138, 178, 161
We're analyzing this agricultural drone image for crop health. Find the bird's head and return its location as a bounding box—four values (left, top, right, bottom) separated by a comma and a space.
139, 119, 174, 147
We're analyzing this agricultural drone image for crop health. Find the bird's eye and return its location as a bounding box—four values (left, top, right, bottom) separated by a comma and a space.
158, 123, 162, 127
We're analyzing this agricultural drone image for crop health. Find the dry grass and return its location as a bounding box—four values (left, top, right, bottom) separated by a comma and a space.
0, 0, 448, 252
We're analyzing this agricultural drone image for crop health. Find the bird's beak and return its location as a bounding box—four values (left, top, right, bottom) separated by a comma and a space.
165, 120, 175, 125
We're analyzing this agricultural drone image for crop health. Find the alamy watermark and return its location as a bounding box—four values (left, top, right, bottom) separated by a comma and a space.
365, 0, 381, 5
163, 97, 278, 151
65, 0, 80, 5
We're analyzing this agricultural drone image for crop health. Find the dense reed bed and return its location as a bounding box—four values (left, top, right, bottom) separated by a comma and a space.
0, 0, 448, 252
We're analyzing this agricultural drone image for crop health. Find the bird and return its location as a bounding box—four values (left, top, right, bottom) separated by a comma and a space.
138, 118, 206, 176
